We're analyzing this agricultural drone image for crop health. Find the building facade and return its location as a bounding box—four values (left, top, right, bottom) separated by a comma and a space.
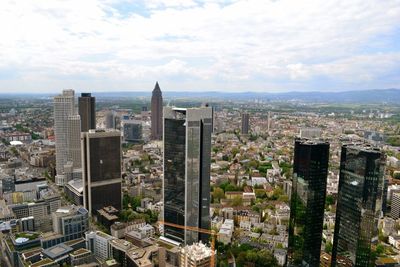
391, 192, 400, 220
78, 93, 96, 132
81, 129, 122, 215
54, 89, 76, 186
331, 145, 385, 267
163, 107, 212, 245
67, 115, 82, 169
151, 82, 163, 140
288, 139, 330, 266
241, 113, 249, 135
52, 206, 89, 243
122, 120, 143, 143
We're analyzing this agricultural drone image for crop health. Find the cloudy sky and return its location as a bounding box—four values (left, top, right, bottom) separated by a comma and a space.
0, 0, 399, 93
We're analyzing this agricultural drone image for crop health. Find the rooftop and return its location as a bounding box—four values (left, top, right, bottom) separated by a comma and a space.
43, 243, 73, 259
181, 242, 212, 261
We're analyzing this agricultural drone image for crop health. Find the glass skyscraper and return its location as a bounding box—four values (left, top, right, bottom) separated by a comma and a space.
163, 106, 212, 245
78, 92, 96, 132
331, 145, 385, 267
288, 139, 330, 267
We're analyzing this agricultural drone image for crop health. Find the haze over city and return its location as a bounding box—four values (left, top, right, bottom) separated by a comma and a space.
1, 0, 400, 93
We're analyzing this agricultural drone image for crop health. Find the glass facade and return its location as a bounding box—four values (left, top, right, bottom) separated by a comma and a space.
163, 107, 212, 245
289, 139, 329, 267
89, 136, 121, 183
78, 93, 96, 132
331, 145, 385, 267
164, 118, 186, 243
83, 132, 122, 215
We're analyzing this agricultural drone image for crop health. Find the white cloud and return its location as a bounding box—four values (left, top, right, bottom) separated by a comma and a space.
0, 0, 399, 92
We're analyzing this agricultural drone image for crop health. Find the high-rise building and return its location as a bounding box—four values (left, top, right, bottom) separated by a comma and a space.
67, 115, 82, 168
151, 82, 163, 140
81, 129, 122, 215
241, 112, 249, 135
288, 139, 329, 266
122, 120, 143, 143
78, 93, 96, 132
54, 89, 75, 186
391, 192, 400, 220
163, 107, 212, 245
104, 111, 120, 130
331, 145, 385, 267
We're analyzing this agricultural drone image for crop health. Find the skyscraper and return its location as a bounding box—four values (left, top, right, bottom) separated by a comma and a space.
241, 112, 249, 135
331, 145, 385, 267
67, 115, 82, 168
163, 106, 212, 245
78, 93, 96, 132
151, 82, 163, 140
81, 129, 122, 215
54, 89, 76, 186
288, 139, 330, 266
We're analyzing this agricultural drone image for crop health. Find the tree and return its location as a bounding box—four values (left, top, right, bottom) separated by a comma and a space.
225, 183, 239, 192
326, 195, 335, 206
232, 196, 243, 207
325, 241, 333, 253
213, 188, 225, 203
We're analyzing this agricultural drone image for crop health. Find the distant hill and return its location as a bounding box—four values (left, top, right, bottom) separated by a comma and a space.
92, 88, 400, 103
1, 88, 400, 104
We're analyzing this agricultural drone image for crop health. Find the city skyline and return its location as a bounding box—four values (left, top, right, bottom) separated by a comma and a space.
0, 0, 399, 93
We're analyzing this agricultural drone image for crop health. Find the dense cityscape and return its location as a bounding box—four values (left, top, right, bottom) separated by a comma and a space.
0, 83, 399, 267
1, 0, 400, 266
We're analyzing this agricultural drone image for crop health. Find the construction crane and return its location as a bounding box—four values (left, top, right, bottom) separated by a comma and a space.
158, 221, 218, 267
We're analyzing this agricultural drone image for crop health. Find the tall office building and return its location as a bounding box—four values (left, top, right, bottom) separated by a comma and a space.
81, 129, 122, 215
122, 120, 143, 143
67, 115, 82, 169
151, 82, 163, 140
78, 93, 96, 132
163, 106, 212, 245
331, 145, 385, 267
391, 192, 400, 220
104, 110, 116, 129
54, 89, 76, 186
288, 139, 329, 266
241, 112, 249, 135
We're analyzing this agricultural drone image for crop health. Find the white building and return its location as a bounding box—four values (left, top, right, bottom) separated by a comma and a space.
85, 231, 115, 261
180, 242, 212, 267
218, 219, 234, 245
54, 89, 79, 186
274, 249, 287, 266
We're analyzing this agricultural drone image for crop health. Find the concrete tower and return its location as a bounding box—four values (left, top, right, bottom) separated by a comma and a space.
151, 82, 163, 140
54, 89, 76, 186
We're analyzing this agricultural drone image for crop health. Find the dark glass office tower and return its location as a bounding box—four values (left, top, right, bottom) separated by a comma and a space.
288, 139, 330, 267
78, 93, 96, 132
163, 107, 212, 245
81, 130, 122, 215
331, 145, 385, 267
241, 112, 249, 135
